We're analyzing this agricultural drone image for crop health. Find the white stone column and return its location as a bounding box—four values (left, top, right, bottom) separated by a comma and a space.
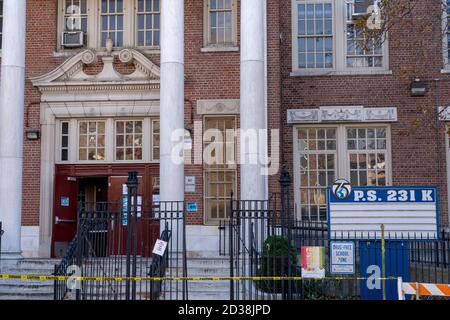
240, 0, 267, 201
159, 1, 184, 272
160, 2, 184, 201
0, 0, 27, 259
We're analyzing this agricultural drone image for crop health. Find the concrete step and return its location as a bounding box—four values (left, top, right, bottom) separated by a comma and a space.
186, 251, 228, 259
188, 292, 230, 300
187, 267, 230, 277
0, 279, 53, 286
0, 294, 53, 300
188, 280, 229, 292
187, 259, 229, 268
1, 268, 55, 275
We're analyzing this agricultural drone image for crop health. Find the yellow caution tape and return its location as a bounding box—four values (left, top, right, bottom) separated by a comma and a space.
0, 274, 399, 282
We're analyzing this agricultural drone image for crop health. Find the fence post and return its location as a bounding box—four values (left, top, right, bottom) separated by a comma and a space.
279, 165, 293, 227
279, 166, 293, 300
229, 193, 234, 301
381, 224, 386, 301
126, 171, 139, 300
397, 277, 404, 300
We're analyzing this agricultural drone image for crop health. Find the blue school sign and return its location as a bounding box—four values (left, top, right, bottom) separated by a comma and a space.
328, 185, 439, 239
328, 183, 438, 300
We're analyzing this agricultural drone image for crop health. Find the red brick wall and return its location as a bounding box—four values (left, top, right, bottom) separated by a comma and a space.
20, 0, 250, 226
22, 0, 449, 230
279, 0, 450, 226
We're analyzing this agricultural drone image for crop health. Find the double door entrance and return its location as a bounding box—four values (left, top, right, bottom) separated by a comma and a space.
52, 164, 159, 258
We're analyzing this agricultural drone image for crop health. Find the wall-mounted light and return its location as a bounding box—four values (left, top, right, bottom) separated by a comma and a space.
410, 78, 427, 97
26, 129, 40, 141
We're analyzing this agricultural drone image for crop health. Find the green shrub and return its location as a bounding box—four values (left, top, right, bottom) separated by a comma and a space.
255, 235, 298, 293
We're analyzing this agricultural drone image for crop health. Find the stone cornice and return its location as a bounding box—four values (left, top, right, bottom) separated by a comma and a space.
288, 106, 397, 124
31, 48, 160, 93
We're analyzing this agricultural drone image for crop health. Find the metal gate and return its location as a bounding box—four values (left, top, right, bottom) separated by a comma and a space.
223, 170, 450, 300
54, 172, 188, 300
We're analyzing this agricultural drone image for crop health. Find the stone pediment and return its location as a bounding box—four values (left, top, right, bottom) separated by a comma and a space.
31, 49, 160, 92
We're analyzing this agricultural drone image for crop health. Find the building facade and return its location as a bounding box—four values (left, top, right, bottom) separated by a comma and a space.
0, 0, 449, 259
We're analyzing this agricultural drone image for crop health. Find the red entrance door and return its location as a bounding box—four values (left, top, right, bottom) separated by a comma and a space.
52, 174, 78, 258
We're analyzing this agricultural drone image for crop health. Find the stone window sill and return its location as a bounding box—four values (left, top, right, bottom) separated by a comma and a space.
290, 69, 393, 77
201, 46, 239, 53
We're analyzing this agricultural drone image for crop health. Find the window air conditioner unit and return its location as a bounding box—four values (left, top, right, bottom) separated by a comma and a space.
352, 0, 376, 19
61, 31, 84, 48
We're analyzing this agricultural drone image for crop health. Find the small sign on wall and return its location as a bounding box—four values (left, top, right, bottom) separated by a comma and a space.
185, 176, 196, 193
186, 202, 198, 212
61, 196, 70, 207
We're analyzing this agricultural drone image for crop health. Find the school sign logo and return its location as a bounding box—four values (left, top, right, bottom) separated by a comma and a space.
332, 179, 352, 200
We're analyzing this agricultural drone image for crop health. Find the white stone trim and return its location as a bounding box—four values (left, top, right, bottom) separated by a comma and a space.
200, 46, 239, 53
197, 99, 240, 115
287, 106, 397, 123
39, 107, 56, 258
42, 101, 160, 117
31, 49, 161, 93
21, 226, 41, 258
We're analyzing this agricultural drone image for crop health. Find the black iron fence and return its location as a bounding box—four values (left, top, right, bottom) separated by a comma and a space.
223, 198, 450, 300
54, 173, 187, 300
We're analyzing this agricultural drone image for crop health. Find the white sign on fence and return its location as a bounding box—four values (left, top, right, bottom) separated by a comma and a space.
330, 242, 355, 274
152, 239, 168, 256
328, 185, 438, 239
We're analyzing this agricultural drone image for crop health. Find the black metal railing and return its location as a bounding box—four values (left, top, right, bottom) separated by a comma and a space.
54, 200, 187, 300
226, 198, 450, 300
54, 172, 187, 301
53, 214, 93, 300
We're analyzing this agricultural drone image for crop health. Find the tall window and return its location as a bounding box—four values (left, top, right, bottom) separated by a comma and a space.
100, 0, 124, 47
64, 0, 88, 45
61, 122, 70, 161
115, 120, 143, 161
297, 2, 333, 69
136, 0, 160, 47
296, 125, 390, 222
346, 2, 383, 68
298, 128, 337, 221
79, 121, 106, 161
152, 119, 160, 161
205, 0, 236, 47
204, 117, 236, 224
293, 0, 387, 73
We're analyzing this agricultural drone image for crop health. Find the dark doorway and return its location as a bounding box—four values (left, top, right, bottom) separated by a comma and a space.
78, 177, 108, 204
78, 177, 109, 257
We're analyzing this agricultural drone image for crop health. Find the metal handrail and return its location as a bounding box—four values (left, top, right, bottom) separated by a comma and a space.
147, 223, 172, 300
0, 221, 4, 261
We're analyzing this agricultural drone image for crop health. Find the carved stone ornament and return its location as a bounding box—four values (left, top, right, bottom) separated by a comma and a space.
197, 99, 240, 115
287, 106, 397, 123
